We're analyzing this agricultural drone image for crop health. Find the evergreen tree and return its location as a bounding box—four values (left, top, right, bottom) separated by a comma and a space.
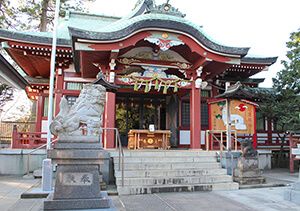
18, 0, 94, 31
0, 0, 19, 29
259, 29, 300, 165
0, 83, 13, 111
0, 1, 16, 110
260, 28, 300, 132
274, 29, 300, 95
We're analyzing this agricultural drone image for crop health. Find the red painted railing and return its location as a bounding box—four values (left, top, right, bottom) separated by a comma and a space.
11, 125, 47, 149
289, 132, 300, 173
256, 132, 289, 149
206, 131, 290, 151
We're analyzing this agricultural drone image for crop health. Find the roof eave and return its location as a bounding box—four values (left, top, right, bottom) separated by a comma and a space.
0, 54, 29, 89
0, 29, 71, 47
241, 57, 278, 65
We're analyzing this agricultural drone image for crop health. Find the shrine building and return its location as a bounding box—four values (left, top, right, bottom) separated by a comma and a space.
0, 0, 278, 150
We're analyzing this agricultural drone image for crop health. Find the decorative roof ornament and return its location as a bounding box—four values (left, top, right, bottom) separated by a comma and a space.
144, 32, 184, 51
144, 0, 186, 18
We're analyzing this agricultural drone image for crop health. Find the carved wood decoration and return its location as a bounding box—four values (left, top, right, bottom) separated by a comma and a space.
144, 32, 184, 51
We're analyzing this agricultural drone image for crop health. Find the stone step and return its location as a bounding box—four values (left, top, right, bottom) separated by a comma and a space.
117, 182, 239, 195
109, 150, 217, 158
114, 168, 227, 178
115, 175, 233, 186
114, 162, 221, 171
113, 156, 217, 163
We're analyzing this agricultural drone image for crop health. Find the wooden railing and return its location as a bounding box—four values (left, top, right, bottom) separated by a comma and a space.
0, 121, 36, 144
256, 132, 290, 150
11, 125, 48, 149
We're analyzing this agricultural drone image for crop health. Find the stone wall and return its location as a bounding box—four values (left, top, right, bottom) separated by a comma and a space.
0, 149, 46, 175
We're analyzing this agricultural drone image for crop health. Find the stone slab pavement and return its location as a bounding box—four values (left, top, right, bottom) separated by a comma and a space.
115, 186, 300, 211
0, 176, 40, 211
1, 168, 299, 211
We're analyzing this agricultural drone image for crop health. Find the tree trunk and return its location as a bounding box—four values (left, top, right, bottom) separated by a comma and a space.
39, 0, 49, 32
276, 132, 287, 167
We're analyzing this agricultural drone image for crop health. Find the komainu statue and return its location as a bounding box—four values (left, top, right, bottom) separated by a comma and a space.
50, 84, 106, 140
239, 138, 257, 157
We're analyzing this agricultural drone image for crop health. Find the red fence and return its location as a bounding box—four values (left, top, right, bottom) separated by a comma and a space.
0, 121, 36, 142
256, 132, 289, 150
11, 125, 47, 149
206, 131, 290, 151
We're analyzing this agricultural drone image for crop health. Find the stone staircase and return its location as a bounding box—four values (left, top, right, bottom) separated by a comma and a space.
110, 150, 238, 195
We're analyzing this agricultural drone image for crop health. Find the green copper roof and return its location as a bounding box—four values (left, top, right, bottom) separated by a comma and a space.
56, 11, 120, 40
0, 10, 120, 45
0, 0, 251, 56
0, 6, 236, 48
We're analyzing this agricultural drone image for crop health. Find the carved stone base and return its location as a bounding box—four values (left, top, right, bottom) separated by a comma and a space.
44, 142, 114, 210
44, 192, 113, 210
233, 157, 266, 185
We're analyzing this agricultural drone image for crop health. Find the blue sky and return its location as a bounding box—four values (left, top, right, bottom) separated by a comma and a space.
88, 0, 300, 87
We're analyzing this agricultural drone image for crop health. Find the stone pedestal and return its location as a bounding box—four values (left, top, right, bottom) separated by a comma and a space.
44, 140, 115, 210
220, 151, 241, 175
233, 157, 265, 185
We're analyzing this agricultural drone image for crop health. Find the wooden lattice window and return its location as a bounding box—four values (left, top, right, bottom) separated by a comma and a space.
66, 82, 84, 90
181, 101, 190, 126
201, 102, 209, 127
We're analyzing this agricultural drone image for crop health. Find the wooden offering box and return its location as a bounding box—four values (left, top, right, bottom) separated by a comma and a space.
128, 130, 171, 150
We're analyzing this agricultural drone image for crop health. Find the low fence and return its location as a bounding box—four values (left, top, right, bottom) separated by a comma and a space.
256, 132, 290, 150
205, 130, 290, 151
0, 121, 36, 144
11, 125, 47, 149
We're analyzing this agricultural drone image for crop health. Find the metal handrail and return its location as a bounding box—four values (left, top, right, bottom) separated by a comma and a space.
26, 138, 58, 176
102, 127, 124, 187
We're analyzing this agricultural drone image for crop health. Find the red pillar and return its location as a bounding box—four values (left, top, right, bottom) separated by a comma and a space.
11, 125, 19, 149
104, 92, 116, 148
35, 95, 43, 132
190, 83, 201, 149
253, 107, 257, 149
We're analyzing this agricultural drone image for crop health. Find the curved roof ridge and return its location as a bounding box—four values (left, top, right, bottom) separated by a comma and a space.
67, 10, 121, 20
69, 13, 250, 56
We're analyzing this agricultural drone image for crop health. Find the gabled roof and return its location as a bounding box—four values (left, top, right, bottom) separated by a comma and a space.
92, 73, 119, 93
69, 0, 250, 56
69, 13, 250, 56
215, 81, 276, 100
0, 0, 250, 56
